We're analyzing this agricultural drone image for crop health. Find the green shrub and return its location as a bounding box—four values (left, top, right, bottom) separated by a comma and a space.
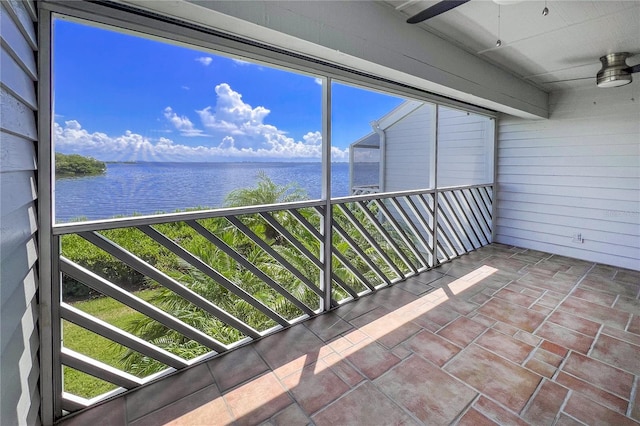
55, 153, 106, 177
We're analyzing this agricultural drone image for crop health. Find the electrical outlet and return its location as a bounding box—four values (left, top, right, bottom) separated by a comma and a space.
572, 233, 584, 244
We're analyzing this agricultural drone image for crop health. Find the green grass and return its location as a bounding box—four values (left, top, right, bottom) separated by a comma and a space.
63, 288, 161, 399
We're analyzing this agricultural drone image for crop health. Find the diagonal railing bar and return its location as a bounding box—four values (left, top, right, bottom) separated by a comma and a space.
61, 303, 187, 369
330, 218, 392, 287
377, 197, 430, 269
369, 199, 421, 273
415, 193, 450, 263
436, 205, 462, 258
287, 209, 323, 241
475, 187, 494, 236
455, 191, 488, 247
225, 216, 324, 299
438, 192, 477, 252
62, 394, 90, 412
337, 203, 405, 279
186, 220, 316, 317
259, 212, 323, 269
139, 225, 290, 328
465, 188, 491, 240
61, 348, 142, 390
77, 231, 261, 339
482, 185, 493, 204
402, 195, 436, 267
60, 258, 227, 353
330, 273, 360, 300
331, 247, 376, 293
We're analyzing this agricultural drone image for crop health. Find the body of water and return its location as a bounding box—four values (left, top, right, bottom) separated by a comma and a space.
55, 162, 374, 222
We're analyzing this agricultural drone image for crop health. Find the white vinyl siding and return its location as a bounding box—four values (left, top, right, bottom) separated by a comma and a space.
0, 0, 40, 424
384, 103, 435, 191
496, 82, 640, 270
437, 106, 495, 188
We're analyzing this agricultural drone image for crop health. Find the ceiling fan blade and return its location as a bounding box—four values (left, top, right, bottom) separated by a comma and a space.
625, 64, 640, 73
541, 77, 594, 84
407, 0, 471, 24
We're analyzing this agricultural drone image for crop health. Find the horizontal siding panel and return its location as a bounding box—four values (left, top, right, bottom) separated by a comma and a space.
499, 165, 639, 178
498, 131, 639, 147
497, 174, 638, 190
498, 182, 637, 201
499, 118, 639, 140
4, 0, 37, 48
0, 236, 38, 305
495, 234, 639, 270
498, 209, 639, 242
0, 3, 37, 79
499, 143, 639, 158
0, 46, 36, 109
0, 203, 37, 263
498, 192, 639, 219
0, 87, 36, 140
0, 170, 37, 216
499, 155, 637, 167
0, 131, 37, 172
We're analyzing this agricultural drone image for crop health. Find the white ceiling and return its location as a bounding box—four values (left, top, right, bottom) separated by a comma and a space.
384, 0, 640, 91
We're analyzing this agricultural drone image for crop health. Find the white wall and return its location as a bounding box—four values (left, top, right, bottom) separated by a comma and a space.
0, 0, 40, 424
496, 80, 640, 270
384, 103, 434, 192
438, 107, 495, 188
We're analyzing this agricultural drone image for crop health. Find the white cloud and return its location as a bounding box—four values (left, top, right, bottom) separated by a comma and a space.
232, 58, 251, 66
181, 86, 190, 91
314, 78, 323, 86
54, 83, 349, 162
195, 57, 213, 66
163, 107, 205, 137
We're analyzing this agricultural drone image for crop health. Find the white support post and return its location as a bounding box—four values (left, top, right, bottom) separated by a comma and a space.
321, 77, 333, 311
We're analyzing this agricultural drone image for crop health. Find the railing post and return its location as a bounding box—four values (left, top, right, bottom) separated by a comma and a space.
320, 76, 333, 311
432, 106, 440, 267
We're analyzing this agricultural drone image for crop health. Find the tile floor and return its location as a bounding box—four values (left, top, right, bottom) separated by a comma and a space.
62, 244, 640, 425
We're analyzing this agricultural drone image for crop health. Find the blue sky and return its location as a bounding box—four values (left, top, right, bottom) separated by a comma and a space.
53, 18, 404, 162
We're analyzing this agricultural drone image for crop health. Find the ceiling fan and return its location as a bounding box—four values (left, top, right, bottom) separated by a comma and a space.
538, 53, 640, 88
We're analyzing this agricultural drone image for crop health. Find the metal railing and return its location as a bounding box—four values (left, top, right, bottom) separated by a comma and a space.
51, 184, 492, 414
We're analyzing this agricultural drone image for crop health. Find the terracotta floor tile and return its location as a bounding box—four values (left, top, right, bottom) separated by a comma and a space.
208, 345, 269, 392
280, 361, 350, 415
375, 355, 477, 424
475, 328, 534, 363
415, 304, 460, 326
531, 304, 553, 315
533, 347, 563, 367
437, 316, 486, 347
493, 321, 520, 336
398, 276, 437, 295
540, 340, 568, 358
589, 265, 618, 280
614, 296, 640, 316
522, 379, 568, 425
478, 298, 546, 333
320, 353, 364, 387
558, 296, 630, 330
632, 379, 640, 422
514, 330, 542, 346
473, 396, 529, 426
351, 308, 421, 349
458, 408, 498, 426
125, 363, 215, 422
563, 392, 638, 426
374, 285, 421, 310
483, 256, 530, 273
602, 325, 640, 347
131, 385, 231, 426
405, 330, 461, 366
614, 269, 640, 285
537, 291, 565, 308
445, 344, 542, 412
254, 325, 325, 377
591, 333, 640, 375
440, 297, 479, 316
547, 310, 600, 337
223, 372, 292, 426
268, 404, 309, 426
555, 372, 628, 414
469, 313, 497, 327
470, 292, 492, 305
341, 340, 400, 380
629, 315, 640, 335
517, 273, 575, 294
311, 382, 417, 426
494, 288, 537, 307
525, 358, 556, 378
335, 296, 381, 322
303, 311, 353, 342
534, 322, 593, 354
580, 276, 639, 298
555, 413, 586, 426
571, 287, 617, 307
562, 352, 633, 398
